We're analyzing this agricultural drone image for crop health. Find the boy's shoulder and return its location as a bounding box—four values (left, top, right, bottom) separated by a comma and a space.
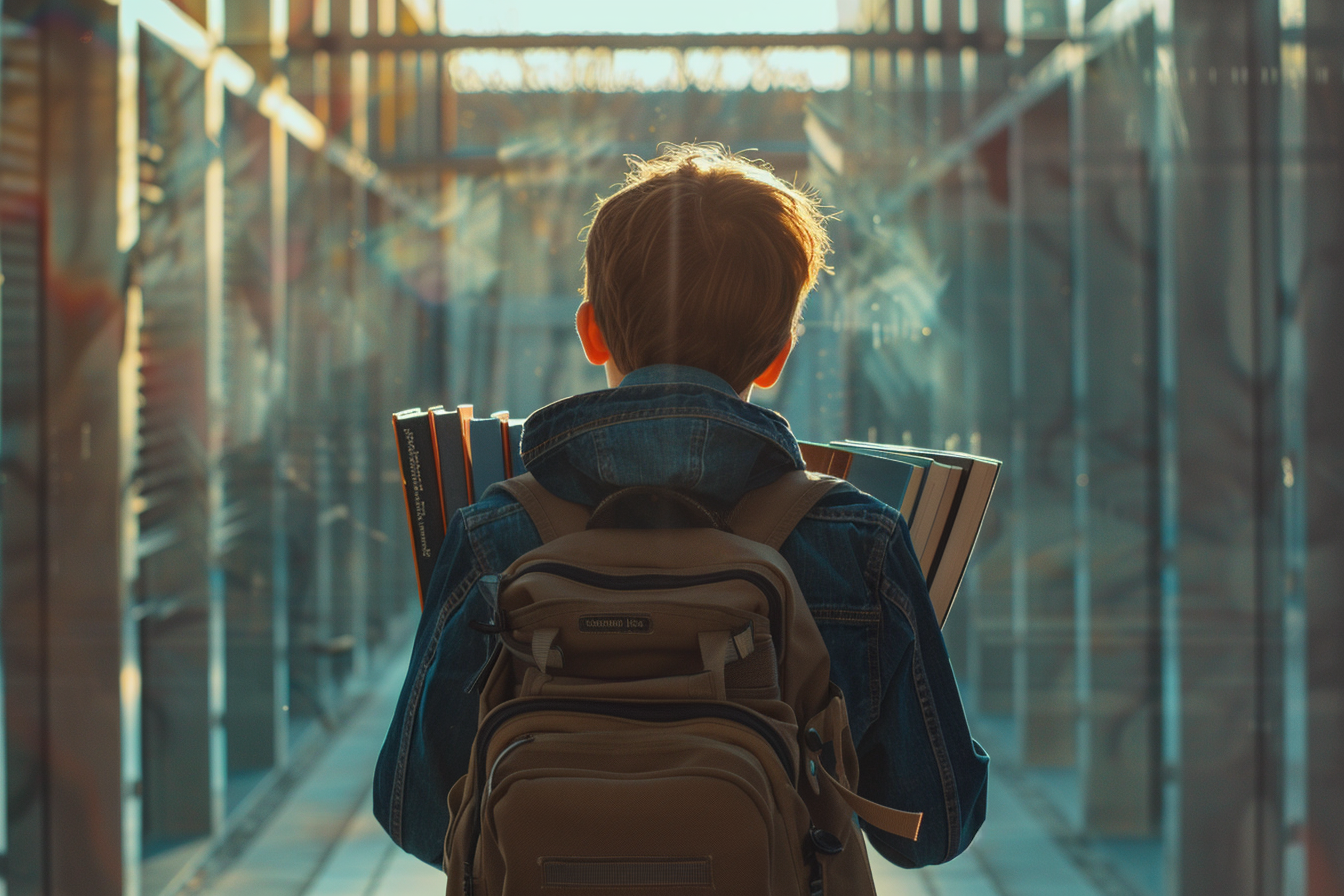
462, 475, 899, 538
457, 476, 907, 594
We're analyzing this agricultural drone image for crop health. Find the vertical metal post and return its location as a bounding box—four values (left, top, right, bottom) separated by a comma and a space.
269, 94, 291, 769
1276, 1, 1307, 893
204, 25, 229, 836
1152, 0, 1183, 890
270, 0, 289, 60
349, 45, 371, 683
349, 424, 370, 682
349, 204, 370, 685
1067, 0, 1092, 825
314, 332, 335, 714
1009, 114, 1028, 741
1004, 0, 1024, 56
116, 8, 142, 893
959, 45, 983, 706
896, 0, 914, 33
117, 285, 145, 896
0, 17, 8, 896
924, 48, 944, 446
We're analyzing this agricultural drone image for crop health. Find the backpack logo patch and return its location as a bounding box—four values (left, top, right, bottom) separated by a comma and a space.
578, 614, 653, 634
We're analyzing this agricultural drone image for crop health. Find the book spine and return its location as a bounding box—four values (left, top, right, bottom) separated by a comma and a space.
430, 407, 472, 520
491, 411, 511, 478
426, 406, 449, 525
507, 418, 527, 477
457, 404, 475, 503
393, 410, 447, 608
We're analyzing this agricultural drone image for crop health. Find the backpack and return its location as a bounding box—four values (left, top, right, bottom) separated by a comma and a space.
442, 470, 924, 895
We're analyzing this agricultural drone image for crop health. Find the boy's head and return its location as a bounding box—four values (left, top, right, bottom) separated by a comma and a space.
579, 143, 830, 394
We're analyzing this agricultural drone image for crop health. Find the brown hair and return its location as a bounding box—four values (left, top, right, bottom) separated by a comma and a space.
582, 143, 830, 393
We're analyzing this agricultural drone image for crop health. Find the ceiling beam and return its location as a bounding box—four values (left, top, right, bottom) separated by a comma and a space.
283, 29, 1011, 53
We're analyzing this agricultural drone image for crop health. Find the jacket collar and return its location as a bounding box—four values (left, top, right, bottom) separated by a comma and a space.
519, 365, 804, 509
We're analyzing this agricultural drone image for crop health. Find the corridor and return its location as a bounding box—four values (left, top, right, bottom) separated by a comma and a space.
1, 0, 1341, 894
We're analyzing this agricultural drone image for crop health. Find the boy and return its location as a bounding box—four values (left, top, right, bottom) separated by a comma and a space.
373, 143, 988, 870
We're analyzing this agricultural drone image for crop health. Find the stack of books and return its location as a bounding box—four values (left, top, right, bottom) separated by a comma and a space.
392, 405, 526, 605
798, 441, 1000, 625
394, 406, 999, 624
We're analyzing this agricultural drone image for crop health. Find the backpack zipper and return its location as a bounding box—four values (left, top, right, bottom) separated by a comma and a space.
506, 562, 786, 649
466, 698, 794, 894
484, 734, 533, 802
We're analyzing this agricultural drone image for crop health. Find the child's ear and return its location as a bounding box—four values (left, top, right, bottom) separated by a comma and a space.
752, 340, 794, 390
575, 301, 611, 365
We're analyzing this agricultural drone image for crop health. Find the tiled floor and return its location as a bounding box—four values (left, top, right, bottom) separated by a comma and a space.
196, 651, 1110, 896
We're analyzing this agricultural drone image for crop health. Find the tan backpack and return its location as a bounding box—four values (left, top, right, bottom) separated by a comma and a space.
442, 471, 923, 895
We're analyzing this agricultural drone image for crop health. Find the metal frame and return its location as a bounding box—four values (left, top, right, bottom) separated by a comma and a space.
269, 90, 292, 774
0, 16, 7, 896
957, 43, 984, 709
204, 16, 229, 837
284, 29, 1015, 53
1151, 1, 1182, 892
1066, 0, 1093, 828
1276, 2, 1307, 894
1009, 112, 1028, 744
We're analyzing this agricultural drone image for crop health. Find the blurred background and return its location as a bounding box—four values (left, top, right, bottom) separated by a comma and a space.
0, 0, 1340, 894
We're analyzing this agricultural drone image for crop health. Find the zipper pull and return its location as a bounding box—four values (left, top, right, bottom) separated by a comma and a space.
464, 638, 502, 695
485, 733, 535, 801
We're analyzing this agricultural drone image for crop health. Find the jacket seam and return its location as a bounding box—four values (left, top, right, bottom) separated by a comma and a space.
462, 496, 527, 531
388, 568, 480, 848
865, 526, 890, 732
880, 572, 961, 862
809, 607, 881, 623
804, 505, 900, 528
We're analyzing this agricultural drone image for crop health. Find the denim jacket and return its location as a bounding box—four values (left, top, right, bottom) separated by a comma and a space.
373, 365, 988, 869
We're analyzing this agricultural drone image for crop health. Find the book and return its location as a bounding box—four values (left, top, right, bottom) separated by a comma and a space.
829, 442, 929, 528
836, 449, 917, 524
919, 464, 962, 572
394, 403, 533, 605
429, 404, 473, 516
468, 412, 511, 501
392, 408, 448, 606
797, 441, 852, 478
855, 444, 1001, 618
830, 440, 1001, 624
505, 418, 526, 479
801, 440, 942, 546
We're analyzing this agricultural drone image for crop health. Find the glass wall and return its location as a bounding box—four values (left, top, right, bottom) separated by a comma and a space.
1, 0, 1342, 894
0, 0, 441, 891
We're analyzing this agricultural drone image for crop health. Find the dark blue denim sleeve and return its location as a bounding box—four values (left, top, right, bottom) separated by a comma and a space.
858, 517, 990, 867
372, 510, 493, 866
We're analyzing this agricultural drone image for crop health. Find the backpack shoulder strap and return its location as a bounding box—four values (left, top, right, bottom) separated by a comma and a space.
497, 473, 591, 543
726, 470, 843, 551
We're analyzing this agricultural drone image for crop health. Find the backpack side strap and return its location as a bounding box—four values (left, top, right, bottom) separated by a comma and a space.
805, 684, 924, 842
726, 470, 843, 551
497, 473, 591, 543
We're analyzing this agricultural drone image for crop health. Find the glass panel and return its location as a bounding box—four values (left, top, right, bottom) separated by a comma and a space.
135, 34, 213, 891
0, 17, 45, 896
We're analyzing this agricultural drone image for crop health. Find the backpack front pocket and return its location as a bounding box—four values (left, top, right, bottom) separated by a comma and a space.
477, 724, 808, 895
